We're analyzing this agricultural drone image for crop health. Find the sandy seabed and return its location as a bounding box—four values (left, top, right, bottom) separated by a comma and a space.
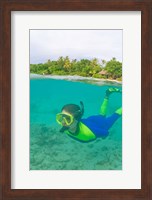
30, 123, 122, 170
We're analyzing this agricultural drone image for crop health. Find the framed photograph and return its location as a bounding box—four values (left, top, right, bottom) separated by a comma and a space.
1, 0, 152, 200
30, 29, 123, 171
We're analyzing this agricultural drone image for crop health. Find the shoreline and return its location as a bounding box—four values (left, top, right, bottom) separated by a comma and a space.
30, 73, 122, 86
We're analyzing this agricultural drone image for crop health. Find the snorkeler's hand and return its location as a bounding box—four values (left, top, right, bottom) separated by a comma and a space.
60, 126, 69, 133
106, 87, 122, 98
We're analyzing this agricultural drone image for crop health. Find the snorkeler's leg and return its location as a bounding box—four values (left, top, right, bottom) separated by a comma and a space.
100, 88, 122, 116
106, 107, 122, 129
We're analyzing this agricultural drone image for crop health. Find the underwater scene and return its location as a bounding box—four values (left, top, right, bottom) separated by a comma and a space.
30, 76, 122, 170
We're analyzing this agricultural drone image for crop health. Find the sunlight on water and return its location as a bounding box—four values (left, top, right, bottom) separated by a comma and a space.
30, 78, 122, 170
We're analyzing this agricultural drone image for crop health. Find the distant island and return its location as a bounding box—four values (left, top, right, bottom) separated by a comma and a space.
30, 57, 122, 82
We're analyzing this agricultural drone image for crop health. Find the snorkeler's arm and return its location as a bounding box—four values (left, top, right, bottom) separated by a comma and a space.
115, 107, 122, 115
99, 98, 108, 116
100, 88, 122, 116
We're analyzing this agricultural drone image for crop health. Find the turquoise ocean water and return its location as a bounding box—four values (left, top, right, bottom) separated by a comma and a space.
30, 77, 122, 170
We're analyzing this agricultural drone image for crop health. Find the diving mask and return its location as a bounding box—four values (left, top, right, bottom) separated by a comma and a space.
56, 112, 74, 126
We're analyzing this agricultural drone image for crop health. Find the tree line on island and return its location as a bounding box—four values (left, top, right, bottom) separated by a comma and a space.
30, 56, 122, 81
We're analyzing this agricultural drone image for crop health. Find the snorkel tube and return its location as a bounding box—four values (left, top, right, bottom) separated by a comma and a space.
79, 101, 84, 118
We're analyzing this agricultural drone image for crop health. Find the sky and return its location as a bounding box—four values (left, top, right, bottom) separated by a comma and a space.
30, 30, 122, 64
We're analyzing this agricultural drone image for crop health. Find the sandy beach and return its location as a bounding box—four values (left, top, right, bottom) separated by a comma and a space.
30, 74, 122, 86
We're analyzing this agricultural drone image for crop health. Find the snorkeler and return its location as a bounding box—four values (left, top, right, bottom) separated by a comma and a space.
56, 88, 122, 142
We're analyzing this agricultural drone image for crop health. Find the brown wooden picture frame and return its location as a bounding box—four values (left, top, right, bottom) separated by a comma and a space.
0, 0, 152, 199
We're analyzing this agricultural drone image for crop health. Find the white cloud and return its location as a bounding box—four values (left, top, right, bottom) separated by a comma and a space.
30, 30, 122, 64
